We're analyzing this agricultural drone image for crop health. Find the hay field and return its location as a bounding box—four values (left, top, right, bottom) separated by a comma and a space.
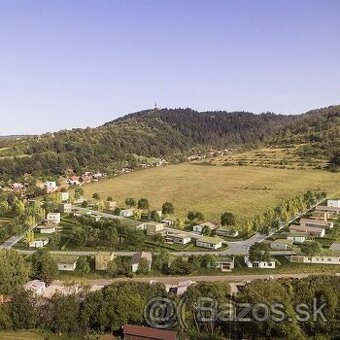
79, 164, 340, 222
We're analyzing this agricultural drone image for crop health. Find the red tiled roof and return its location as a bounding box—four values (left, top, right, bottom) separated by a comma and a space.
123, 324, 177, 340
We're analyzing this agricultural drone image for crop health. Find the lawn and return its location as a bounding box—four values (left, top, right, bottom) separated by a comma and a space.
77, 164, 340, 223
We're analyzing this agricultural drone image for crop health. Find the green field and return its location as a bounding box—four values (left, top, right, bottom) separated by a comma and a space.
79, 164, 340, 223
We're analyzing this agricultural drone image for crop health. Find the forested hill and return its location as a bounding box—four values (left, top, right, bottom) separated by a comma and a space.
0, 106, 339, 180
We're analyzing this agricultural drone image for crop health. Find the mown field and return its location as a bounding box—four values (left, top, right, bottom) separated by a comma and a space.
79, 164, 340, 223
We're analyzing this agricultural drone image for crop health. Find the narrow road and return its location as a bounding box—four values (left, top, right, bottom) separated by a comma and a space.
89, 272, 315, 286
0, 221, 42, 250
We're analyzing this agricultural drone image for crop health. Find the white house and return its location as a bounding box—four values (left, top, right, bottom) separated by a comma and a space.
24, 280, 46, 295
244, 256, 276, 269
165, 234, 191, 245
327, 199, 340, 208
29, 239, 49, 248
46, 212, 61, 224
60, 203, 72, 213
131, 252, 152, 273
290, 255, 340, 265
287, 233, 307, 244
196, 236, 223, 250
193, 222, 217, 234
36, 224, 56, 234
59, 192, 69, 202
120, 209, 134, 218
55, 256, 79, 271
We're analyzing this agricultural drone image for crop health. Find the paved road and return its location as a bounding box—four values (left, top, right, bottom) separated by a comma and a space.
0, 221, 42, 250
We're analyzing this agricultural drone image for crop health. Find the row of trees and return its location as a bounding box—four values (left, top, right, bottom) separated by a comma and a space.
246, 191, 326, 235
0, 259, 338, 339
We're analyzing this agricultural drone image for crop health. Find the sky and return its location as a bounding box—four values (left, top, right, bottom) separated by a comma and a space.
0, 0, 339, 135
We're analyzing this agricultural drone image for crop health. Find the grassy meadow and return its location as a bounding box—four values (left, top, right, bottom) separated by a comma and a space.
79, 164, 340, 223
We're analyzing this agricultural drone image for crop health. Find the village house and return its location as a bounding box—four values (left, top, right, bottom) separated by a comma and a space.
131, 252, 152, 273
146, 222, 164, 236
327, 199, 340, 208
290, 255, 340, 265
270, 240, 291, 251
289, 224, 325, 237
215, 226, 239, 238
244, 255, 276, 269
59, 192, 69, 202
287, 233, 307, 244
95, 252, 115, 271
192, 222, 217, 233
36, 224, 56, 234
120, 209, 134, 218
24, 280, 46, 296
299, 218, 333, 230
196, 236, 223, 249
29, 238, 49, 248
165, 233, 191, 245
122, 324, 177, 340
212, 256, 235, 272
59, 203, 72, 213
55, 256, 79, 271
68, 176, 81, 186
46, 212, 61, 224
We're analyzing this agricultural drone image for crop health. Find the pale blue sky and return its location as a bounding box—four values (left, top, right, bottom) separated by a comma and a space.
0, 0, 339, 134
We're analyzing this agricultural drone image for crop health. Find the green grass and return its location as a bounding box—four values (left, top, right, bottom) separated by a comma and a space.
76, 163, 340, 222
0, 330, 81, 340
